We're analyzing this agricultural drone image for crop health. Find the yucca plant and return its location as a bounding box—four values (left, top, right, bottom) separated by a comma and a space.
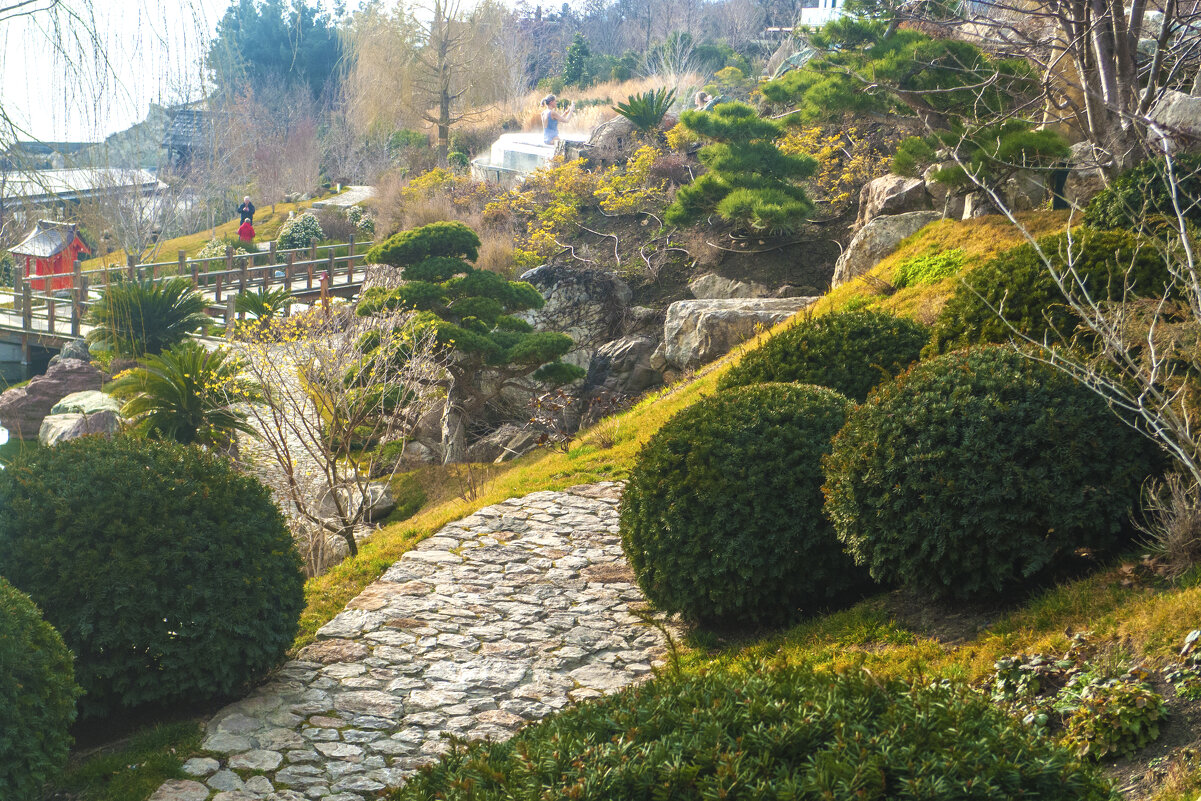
613, 88, 677, 133
86, 277, 210, 357
106, 340, 262, 448
235, 287, 292, 321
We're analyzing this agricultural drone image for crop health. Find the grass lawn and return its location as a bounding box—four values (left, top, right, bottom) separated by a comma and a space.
80, 197, 333, 271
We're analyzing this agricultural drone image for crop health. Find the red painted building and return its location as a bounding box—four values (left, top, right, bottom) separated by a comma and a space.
9, 220, 90, 291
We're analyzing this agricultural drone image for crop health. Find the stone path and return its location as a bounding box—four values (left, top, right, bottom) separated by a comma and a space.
151, 481, 668, 801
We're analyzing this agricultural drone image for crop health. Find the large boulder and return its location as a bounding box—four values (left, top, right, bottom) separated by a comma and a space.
856, 174, 933, 230
48, 338, 91, 366
51, 390, 122, 416
585, 336, 662, 396
832, 211, 942, 287
519, 263, 633, 368
688, 273, 772, 299
38, 410, 121, 447
0, 359, 104, 439
465, 423, 540, 464
662, 298, 818, 371
584, 116, 641, 167
1149, 89, 1201, 153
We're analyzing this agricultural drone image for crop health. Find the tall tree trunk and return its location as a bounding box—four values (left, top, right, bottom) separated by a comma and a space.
440, 380, 467, 464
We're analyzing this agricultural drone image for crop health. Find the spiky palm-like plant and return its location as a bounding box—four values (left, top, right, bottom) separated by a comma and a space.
613, 88, 677, 133
86, 277, 210, 357
235, 287, 292, 321
106, 340, 262, 448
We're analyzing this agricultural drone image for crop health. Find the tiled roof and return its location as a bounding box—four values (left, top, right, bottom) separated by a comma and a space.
163, 109, 214, 150
9, 220, 85, 259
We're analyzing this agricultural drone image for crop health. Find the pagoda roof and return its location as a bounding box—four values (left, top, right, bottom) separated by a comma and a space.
10, 220, 88, 259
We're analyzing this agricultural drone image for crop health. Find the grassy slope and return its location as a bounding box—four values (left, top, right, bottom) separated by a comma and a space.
290, 211, 1199, 799
81, 198, 326, 270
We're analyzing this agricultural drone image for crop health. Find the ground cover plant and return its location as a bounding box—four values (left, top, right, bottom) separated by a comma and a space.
823, 346, 1158, 600
621, 383, 865, 626
717, 309, 929, 401
0, 576, 79, 801
391, 663, 1117, 801
0, 436, 305, 719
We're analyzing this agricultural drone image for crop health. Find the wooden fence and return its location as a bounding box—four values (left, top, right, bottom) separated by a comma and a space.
3, 237, 371, 342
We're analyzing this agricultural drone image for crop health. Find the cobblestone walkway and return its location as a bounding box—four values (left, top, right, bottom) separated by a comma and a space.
151, 482, 667, 801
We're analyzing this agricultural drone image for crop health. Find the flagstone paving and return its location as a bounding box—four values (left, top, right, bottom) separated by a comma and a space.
150, 481, 668, 801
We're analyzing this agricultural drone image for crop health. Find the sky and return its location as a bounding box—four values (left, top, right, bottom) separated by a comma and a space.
0, 0, 350, 143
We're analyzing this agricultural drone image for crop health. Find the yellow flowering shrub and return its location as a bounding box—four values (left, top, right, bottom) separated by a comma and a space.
484, 158, 601, 261
665, 122, 698, 152
779, 126, 895, 211
594, 146, 668, 215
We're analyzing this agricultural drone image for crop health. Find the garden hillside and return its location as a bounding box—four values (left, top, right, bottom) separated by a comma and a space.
286, 218, 1201, 801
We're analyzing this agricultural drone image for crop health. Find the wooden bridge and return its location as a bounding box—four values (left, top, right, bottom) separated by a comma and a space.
0, 238, 373, 363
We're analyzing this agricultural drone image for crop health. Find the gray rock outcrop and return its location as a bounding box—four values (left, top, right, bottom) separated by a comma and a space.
856, 174, 933, 230
1149, 90, 1201, 153
39, 410, 121, 447
832, 211, 942, 287
688, 273, 772, 299
51, 389, 122, 416
465, 424, 540, 464
661, 298, 817, 371
520, 263, 632, 369
0, 358, 104, 439
585, 336, 662, 396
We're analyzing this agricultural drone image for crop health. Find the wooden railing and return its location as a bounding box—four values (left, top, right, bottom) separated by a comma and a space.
2, 237, 371, 340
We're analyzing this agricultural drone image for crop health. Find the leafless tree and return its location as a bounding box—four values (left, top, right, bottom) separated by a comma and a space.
235, 306, 444, 566
911, 0, 1201, 172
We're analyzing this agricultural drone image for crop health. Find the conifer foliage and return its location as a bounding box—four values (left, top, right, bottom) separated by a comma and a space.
665, 102, 817, 234
360, 221, 584, 461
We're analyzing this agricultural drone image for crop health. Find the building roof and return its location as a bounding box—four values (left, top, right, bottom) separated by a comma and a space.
10, 220, 88, 259
0, 167, 163, 204
163, 108, 215, 150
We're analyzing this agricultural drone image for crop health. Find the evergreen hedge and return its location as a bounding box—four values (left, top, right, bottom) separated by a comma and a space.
929, 229, 1171, 355
620, 383, 865, 626
0, 436, 305, 719
823, 347, 1156, 599
1083, 154, 1201, 230
0, 577, 79, 801
391, 664, 1117, 801
719, 310, 930, 401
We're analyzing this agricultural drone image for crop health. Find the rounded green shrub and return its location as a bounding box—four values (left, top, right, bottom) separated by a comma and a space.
0, 577, 79, 801
0, 436, 305, 719
620, 383, 866, 626
276, 211, 325, 250
823, 347, 1156, 599
1083, 154, 1201, 230
719, 310, 930, 402
391, 664, 1116, 801
930, 228, 1171, 354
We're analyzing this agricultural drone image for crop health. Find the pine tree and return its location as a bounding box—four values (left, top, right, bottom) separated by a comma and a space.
563, 33, 592, 87
359, 221, 584, 462
665, 103, 817, 234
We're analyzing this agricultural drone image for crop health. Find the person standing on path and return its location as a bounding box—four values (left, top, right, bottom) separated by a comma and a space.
237, 196, 255, 224
541, 94, 574, 145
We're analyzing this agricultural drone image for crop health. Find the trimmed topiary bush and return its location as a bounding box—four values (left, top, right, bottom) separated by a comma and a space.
823, 346, 1157, 599
620, 383, 866, 626
390, 664, 1117, 801
719, 310, 930, 402
1083, 154, 1201, 231
0, 577, 79, 801
0, 436, 305, 719
929, 228, 1172, 355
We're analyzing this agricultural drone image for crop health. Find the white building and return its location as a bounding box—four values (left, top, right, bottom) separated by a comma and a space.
798, 0, 848, 27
